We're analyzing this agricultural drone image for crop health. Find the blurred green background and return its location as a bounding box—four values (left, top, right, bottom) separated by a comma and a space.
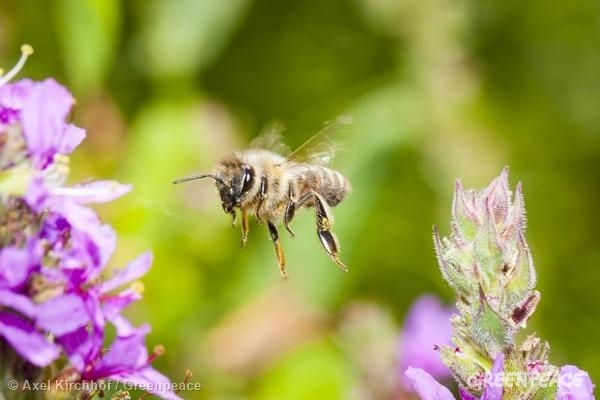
1, 0, 599, 398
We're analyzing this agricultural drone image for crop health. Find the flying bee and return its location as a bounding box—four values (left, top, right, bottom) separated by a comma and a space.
173, 122, 351, 278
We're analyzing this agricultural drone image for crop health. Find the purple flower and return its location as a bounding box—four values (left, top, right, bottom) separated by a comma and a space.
399, 295, 454, 387
36, 252, 177, 398
0, 46, 179, 399
404, 353, 505, 400
557, 365, 595, 400
58, 323, 180, 400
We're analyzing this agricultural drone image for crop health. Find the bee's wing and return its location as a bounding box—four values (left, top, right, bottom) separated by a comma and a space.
249, 121, 290, 155
286, 115, 352, 166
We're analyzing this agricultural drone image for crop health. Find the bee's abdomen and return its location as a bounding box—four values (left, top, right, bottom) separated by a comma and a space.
292, 165, 350, 207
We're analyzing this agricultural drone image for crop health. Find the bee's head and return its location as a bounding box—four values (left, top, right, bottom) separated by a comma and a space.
215, 160, 255, 214
173, 157, 255, 216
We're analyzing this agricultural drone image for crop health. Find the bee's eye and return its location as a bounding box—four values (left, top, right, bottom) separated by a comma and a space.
240, 165, 254, 196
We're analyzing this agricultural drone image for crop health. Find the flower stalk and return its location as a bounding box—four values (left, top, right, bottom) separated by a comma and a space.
405, 168, 595, 400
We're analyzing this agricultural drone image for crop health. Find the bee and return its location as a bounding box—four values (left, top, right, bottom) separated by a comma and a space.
173, 123, 351, 278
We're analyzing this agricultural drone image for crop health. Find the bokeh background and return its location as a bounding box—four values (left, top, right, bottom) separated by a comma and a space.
1, 0, 599, 398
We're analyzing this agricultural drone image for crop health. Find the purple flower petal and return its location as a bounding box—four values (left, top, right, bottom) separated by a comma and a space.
86, 325, 180, 398
0, 246, 33, 289
557, 365, 595, 400
49, 199, 117, 271
101, 251, 152, 293
481, 353, 504, 400
86, 289, 108, 331
107, 313, 136, 336
459, 387, 478, 400
0, 311, 60, 367
95, 325, 151, 373
59, 124, 86, 154
405, 367, 456, 400
21, 78, 85, 167
59, 325, 103, 372
114, 367, 182, 400
102, 288, 142, 336
0, 79, 33, 124
400, 295, 454, 384
24, 176, 49, 211
0, 289, 38, 318
36, 293, 90, 336
103, 288, 141, 313
52, 181, 132, 204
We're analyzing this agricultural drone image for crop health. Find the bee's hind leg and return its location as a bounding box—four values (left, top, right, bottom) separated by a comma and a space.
267, 221, 288, 278
284, 202, 296, 237
312, 192, 348, 272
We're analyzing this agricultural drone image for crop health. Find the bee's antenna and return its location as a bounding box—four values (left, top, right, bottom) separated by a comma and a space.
173, 174, 226, 186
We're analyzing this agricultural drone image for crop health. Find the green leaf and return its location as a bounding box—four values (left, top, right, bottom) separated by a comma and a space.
471, 292, 512, 354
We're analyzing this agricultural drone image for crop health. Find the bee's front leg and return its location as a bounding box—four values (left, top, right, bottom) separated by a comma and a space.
312, 192, 348, 272
229, 209, 237, 228
240, 209, 249, 247
267, 221, 288, 278
255, 175, 269, 225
